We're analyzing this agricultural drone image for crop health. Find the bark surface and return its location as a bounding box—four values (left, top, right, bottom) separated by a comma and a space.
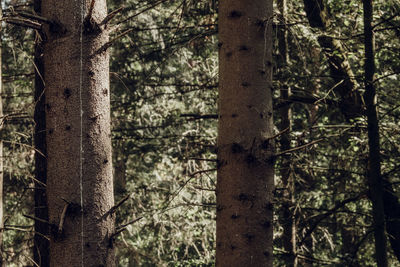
0, 4, 3, 266
33, 1, 50, 265
363, 0, 388, 266
42, 0, 115, 266
216, 1, 274, 266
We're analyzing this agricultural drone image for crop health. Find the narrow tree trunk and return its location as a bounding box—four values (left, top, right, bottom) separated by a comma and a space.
363, 0, 388, 266
33, 0, 50, 265
277, 0, 297, 266
216, 1, 274, 266
383, 186, 400, 262
0, 3, 4, 265
42, 0, 115, 265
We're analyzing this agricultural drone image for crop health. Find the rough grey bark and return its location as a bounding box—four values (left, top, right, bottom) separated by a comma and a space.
277, 0, 297, 266
216, 0, 274, 266
42, 0, 115, 266
363, 0, 388, 266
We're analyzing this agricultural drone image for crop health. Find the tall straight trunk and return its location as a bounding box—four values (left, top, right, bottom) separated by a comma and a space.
216, 1, 274, 266
363, 0, 388, 266
277, 0, 297, 265
42, 0, 115, 265
0, 3, 4, 266
33, 0, 50, 265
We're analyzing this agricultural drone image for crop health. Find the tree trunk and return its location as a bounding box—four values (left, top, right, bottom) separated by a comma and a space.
363, 0, 388, 266
383, 185, 400, 262
0, 3, 4, 265
42, 0, 115, 265
277, 0, 297, 265
216, 1, 274, 266
33, 1, 50, 266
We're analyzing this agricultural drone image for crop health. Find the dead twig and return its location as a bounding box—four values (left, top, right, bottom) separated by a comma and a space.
101, 6, 124, 25
267, 127, 290, 141
111, 217, 143, 238
58, 203, 69, 236
23, 214, 50, 225
104, 194, 131, 218
274, 138, 323, 157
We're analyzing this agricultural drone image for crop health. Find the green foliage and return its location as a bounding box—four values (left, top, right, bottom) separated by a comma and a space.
1, 4, 36, 264
272, 0, 400, 265
1, 0, 399, 266
108, 0, 217, 265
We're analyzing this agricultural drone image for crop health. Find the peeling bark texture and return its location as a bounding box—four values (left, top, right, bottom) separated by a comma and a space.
363, 0, 388, 266
303, 0, 362, 120
42, 0, 115, 266
33, 0, 50, 265
216, 0, 274, 266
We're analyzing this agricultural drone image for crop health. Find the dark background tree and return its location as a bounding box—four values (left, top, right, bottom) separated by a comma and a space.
0, 2, 4, 265
363, 0, 387, 265
32, 0, 49, 265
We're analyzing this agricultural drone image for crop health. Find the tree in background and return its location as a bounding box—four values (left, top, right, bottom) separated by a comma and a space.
108, 1, 218, 265
0, 2, 4, 266
276, 0, 297, 265
42, 0, 114, 265
0, 0, 399, 266
216, 0, 274, 265
363, 0, 387, 265
33, 0, 49, 265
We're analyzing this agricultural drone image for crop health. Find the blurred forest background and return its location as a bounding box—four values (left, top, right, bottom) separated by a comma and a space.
1, 0, 399, 266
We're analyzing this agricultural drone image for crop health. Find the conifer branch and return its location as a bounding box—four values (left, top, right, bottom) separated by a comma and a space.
101, 6, 124, 25
23, 214, 50, 225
